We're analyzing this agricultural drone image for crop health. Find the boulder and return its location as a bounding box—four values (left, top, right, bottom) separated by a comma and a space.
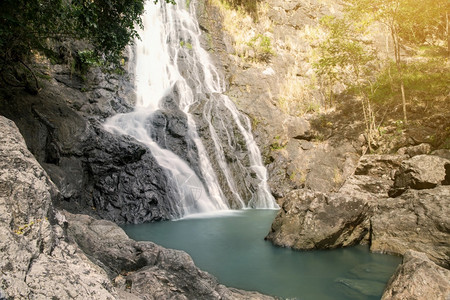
266, 153, 450, 268
397, 143, 431, 157
381, 250, 450, 300
371, 186, 450, 268
354, 154, 407, 177
265, 189, 371, 249
390, 154, 450, 196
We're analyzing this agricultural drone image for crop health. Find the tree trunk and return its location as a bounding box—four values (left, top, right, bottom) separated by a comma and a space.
400, 80, 407, 124
391, 25, 407, 124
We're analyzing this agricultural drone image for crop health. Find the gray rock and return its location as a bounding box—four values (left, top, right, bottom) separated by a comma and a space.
355, 154, 407, 177
265, 189, 371, 249
63, 211, 275, 300
371, 186, 450, 268
190, 93, 262, 208
0, 115, 119, 299
390, 154, 450, 196
397, 143, 431, 157
286, 116, 311, 140
381, 250, 450, 300
0, 81, 181, 224
266, 153, 450, 267
432, 149, 450, 160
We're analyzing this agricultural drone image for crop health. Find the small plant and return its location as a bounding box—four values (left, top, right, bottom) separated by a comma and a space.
180, 40, 193, 50
270, 136, 286, 150
14, 219, 44, 235
247, 34, 274, 62
77, 50, 100, 74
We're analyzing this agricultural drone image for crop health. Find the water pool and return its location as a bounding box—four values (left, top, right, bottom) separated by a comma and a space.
122, 210, 401, 299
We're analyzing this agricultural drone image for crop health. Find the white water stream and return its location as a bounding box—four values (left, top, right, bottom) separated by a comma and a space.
105, 0, 277, 218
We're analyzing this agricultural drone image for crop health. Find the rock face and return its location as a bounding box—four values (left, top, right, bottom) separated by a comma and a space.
0, 115, 119, 299
0, 115, 273, 300
0, 68, 181, 224
197, 0, 363, 200
381, 250, 450, 300
371, 186, 450, 266
266, 154, 450, 268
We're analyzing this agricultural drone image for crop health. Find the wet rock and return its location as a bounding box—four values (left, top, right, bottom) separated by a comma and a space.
349, 263, 398, 282
147, 108, 203, 180
0, 82, 180, 224
381, 250, 450, 300
190, 94, 260, 208
335, 278, 385, 297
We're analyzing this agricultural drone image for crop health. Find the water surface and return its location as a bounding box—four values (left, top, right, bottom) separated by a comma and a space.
122, 210, 401, 299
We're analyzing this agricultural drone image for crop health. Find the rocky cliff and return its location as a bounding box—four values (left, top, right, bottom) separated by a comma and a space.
0, 115, 274, 300
0, 48, 183, 224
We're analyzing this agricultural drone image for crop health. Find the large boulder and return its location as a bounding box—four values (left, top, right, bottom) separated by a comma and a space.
389, 154, 450, 196
381, 250, 450, 300
371, 186, 450, 268
265, 189, 372, 249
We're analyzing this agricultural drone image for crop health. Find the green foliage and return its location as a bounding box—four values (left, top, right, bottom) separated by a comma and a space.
270, 136, 286, 150
180, 40, 193, 50
343, 0, 448, 50
313, 16, 377, 90
247, 34, 274, 62
77, 50, 100, 74
369, 60, 450, 104
0, 0, 174, 74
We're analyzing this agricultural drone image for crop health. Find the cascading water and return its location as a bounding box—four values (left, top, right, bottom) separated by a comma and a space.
104, 0, 278, 218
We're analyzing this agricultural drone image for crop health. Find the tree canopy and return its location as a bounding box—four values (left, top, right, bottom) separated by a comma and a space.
0, 0, 173, 71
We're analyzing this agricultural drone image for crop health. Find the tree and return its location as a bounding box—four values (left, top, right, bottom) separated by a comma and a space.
0, 0, 174, 90
314, 16, 379, 151
314, 16, 376, 107
342, 0, 449, 124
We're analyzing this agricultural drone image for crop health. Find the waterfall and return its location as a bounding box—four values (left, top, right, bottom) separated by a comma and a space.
104, 0, 278, 219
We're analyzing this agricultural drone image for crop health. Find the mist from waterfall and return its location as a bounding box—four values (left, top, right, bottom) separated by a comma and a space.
104, 0, 278, 219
